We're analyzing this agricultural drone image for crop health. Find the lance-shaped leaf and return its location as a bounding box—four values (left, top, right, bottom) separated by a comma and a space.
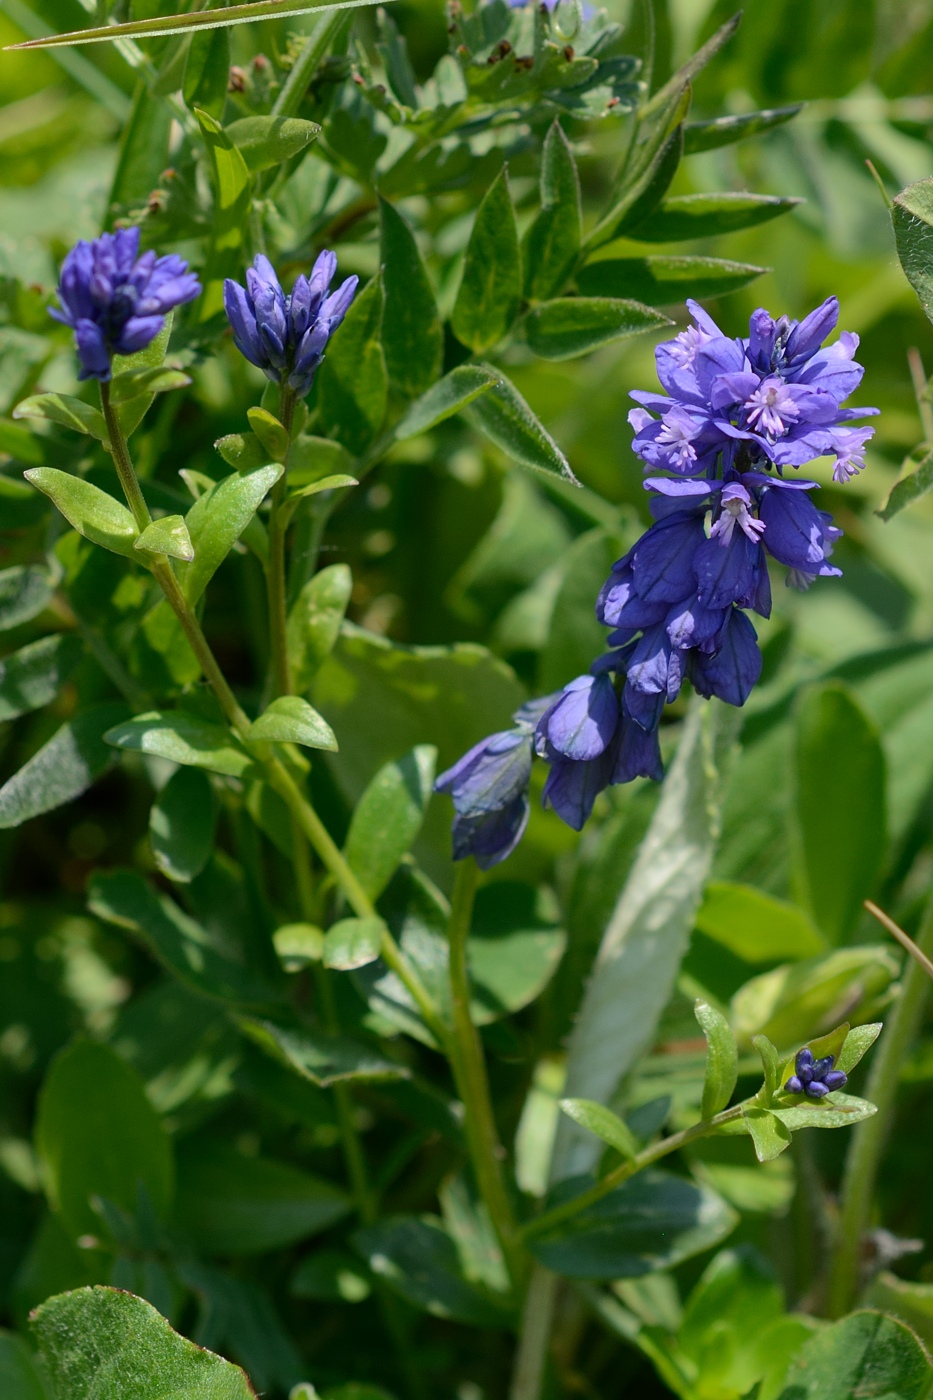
877, 445, 933, 521
323, 916, 385, 971
177, 463, 282, 604
393, 365, 499, 442
105, 710, 255, 777
893, 177, 933, 327
524, 120, 582, 302
559, 1098, 638, 1162
577, 255, 767, 306
0, 565, 54, 631
695, 1000, 738, 1118
0, 633, 82, 723
196, 108, 251, 320
684, 104, 803, 153
248, 695, 337, 750
287, 564, 353, 693
630, 192, 803, 242
150, 766, 217, 884
380, 197, 443, 398
523, 297, 670, 361
0, 701, 129, 829
134, 514, 195, 561
24, 468, 139, 557
353, 1217, 512, 1325
753, 1034, 781, 1105
31, 1288, 255, 1400
588, 125, 684, 251
14, 392, 107, 440
835, 1022, 882, 1075
316, 275, 387, 454
279, 475, 358, 527
452, 167, 522, 353
464, 369, 577, 482
184, 27, 232, 120
240, 1016, 409, 1087
248, 407, 289, 463
344, 745, 437, 900
108, 366, 191, 405
226, 114, 321, 171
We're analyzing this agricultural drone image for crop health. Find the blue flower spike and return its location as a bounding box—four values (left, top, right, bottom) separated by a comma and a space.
784, 1046, 848, 1100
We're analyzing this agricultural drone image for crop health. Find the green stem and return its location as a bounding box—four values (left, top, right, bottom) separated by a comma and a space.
446, 859, 524, 1291
827, 891, 933, 1317
509, 1266, 558, 1400
271, 10, 351, 118
266, 387, 296, 697
101, 381, 154, 534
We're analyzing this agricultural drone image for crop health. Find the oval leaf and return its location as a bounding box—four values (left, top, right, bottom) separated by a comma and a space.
0, 633, 83, 723
695, 999, 739, 1118
344, 745, 437, 900
25, 468, 138, 557
178, 463, 282, 605
559, 1099, 638, 1162
323, 916, 385, 971
0, 701, 128, 829
226, 114, 320, 171
150, 766, 217, 884
248, 695, 337, 750
105, 710, 255, 777
134, 513, 195, 561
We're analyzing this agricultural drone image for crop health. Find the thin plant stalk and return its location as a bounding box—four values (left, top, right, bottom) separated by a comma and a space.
509, 1266, 558, 1400
266, 386, 297, 698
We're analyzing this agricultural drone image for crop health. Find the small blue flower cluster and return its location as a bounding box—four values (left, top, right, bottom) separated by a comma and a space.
784, 1047, 847, 1099
436, 297, 878, 867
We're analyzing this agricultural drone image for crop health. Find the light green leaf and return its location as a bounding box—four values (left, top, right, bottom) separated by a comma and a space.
695, 882, 825, 963
36, 1040, 174, 1239
226, 114, 320, 171
559, 1098, 638, 1161
247, 407, 289, 463
287, 435, 355, 484
524, 119, 582, 303
732, 947, 898, 1052
695, 1000, 738, 1118
771, 1091, 878, 1132
280, 475, 358, 526
678, 1245, 787, 1395
464, 369, 577, 482
552, 698, 740, 1181
743, 1108, 792, 1162
239, 1016, 409, 1087
452, 167, 522, 353
792, 684, 886, 943
523, 297, 670, 361
31, 1287, 254, 1399
178, 463, 282, 604
836, 1021, 882, 1075
105, 710, 255, 777
24, 468, 138, 557
108, 366, 191, 405
323, 916, 385, 971
577, 255, 767, 305
0, 634, 83, 723
316, 275, 387, 453
380, 197, 443, 398
877, 446, 933, 521
629, 192, 803, 242
344, 746, 437, 900
0, 1331, 49, 1400
353, 1217, 511, 1325
393, 366, 499, 443
196, 108, 251, 320
0, 566, 54, 631
273, 923, 324, 971
215, 431, 270, 472
134, 514, 194, 561
248, 695, 337, 750
14, 392, 107, 440
753, 1034, 781, 1105
0, 702, 128, 830
893, 177, 933, 327
775, 1310, 931, 1400
149, 766, 216, 884
683, 104, 803, 153
287, 564, 353, 693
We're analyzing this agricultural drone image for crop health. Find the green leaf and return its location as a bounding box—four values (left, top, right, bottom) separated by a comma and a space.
771, 1091, 877, 1133
184, 25, 231, 117
529, 1169, 737, 1279
0, 702, 128, 830
877, 446, 933, 521
0, 1332, 48, 1400
683, 104, 803, 153
865, 1273, 933, 1352
792, 684, 886, 943
467, 881, 566, 1023
523, 297, 670, 361
695, 882, 826, 963
134, 514, 194, 561
36, 1040, 174, 1240
247, 407, 289, 464
539, 528, 626, 691
0, 566, 54, 631
316, 275, 387, 454
353, 1217, 511, 1325
775, 1310, 931, 1400
380, 198, 443, 398
31, 1287, 255, 1399
588, 125, 684, 251
732, 948, 898, 1052
743, 1108, 792, 1162
552, 698, 740, 1180
678, 1246, 788, 1396
452, 167, 522, 353
836, 1021, 882, 1075
577, 255, 767, 305
0, 417, 46, 466
248, 695, 337, 750
226, 114, 320, 171
279, 474, 358, 527
176, 1141, 348, 1254
149, 766, 216, 884
290, 1250, 371, 1303
695, 1000, 738, 1118
287, 435, 355, 484
107, 366, 191, 405
524, 119, 582, 302
559, 1099, 638, 1161
105, 710, 254, 777
108, 77, 172, 218
893, 178, 933, 327
24, 469, 139, 557
215, 431, 270, 472
239, 1016, 409, 1087
393, 366, 499, 442
88, 867, 283, 1007
629, 193, 803, 242
14, 392, 107, 440
323, 916, 385, 971
287, 564, 353, 693
0, 634, 83, 723
196, 108, 251, 320
464, 369, 577, 482
752, 1034, 781, 1105
273, 922, 324, 971
178, 463, 282, 605
344, 746, 437, 900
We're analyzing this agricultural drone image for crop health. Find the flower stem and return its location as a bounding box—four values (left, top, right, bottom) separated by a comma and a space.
509, 1266, 558, 1400
101, 381, 154, 534
266, 387, 296, 698
446, 859, 525, 1291
827, 890, 933, 1317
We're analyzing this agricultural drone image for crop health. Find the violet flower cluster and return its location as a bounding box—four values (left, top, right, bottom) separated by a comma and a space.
224, 250, 358, 397
437, 296, 878, 867
52, 227, 200, 381
784, 1047, 847, 1099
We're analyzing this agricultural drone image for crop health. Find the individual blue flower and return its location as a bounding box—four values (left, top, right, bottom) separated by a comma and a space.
51, 227, 200, 381
784, 1047, 847, 1100
223, 250, 358, 396
535, 673, 619, 762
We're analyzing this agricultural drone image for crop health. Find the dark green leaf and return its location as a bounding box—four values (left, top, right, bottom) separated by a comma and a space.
792, 684, 886, 943
105, 710, 254, 777
452, 167, 522, 353
196, 108, 251, 319
24, 469, 139, 557
529, 1169, 737, 1279
380, 198, 443, 398
150, 766, 216, 884
0, 701, 128, 829
0, 633, 83, 723
0, 565, 54, 631
134, 514, 195, 561
107, 78, 172, 217
178, 463, 282, 604
539, 528, 626, 691
14, 392, 107, 440
524, 120, 581, 302
683, 104, 803, 153
36, 1040, 174, 1239
877, 446, 933, 521
464, 369, 577, 481
559, 1099, 638, 1161
393, 366, 499, 442
316, 275, 387, 454
776, 1310, 931, 1400
322, 916, 385, 971
0, 1331, 48, 1400
239, 1016, 409, 1087
577, 255, 766, 305
226, 114, 320, 171
629, 193, 803, 242
353, 1217, 511, 1325
344, 746, 437, 900
523, 297, 670, 361
248, 695, 337, 750
893, 178, 933, 327
468, 882, 566, 1022
695, 882, 825, 963
864, 1274, 933, 1352
184, 25, 230, 117
287, 564, 353, 693
290, 1250, 371, 1303
695, 1000, 738, 1118
588, 126, 684, 250
31, 1287, 254, 1399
